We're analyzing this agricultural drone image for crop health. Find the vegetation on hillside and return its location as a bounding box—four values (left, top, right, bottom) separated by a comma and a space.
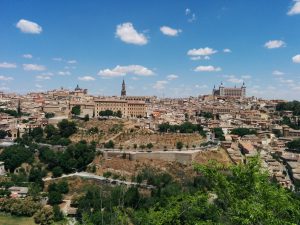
230, 128, 257, 137
74, 158, 300, 225
158, 122, 206, 136
276, 101, 300, 115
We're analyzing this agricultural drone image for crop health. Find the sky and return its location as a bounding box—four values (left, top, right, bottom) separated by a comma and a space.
0, 0, 300, 100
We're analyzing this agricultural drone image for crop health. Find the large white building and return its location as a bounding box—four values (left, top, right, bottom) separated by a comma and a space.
213, 82, 246, 98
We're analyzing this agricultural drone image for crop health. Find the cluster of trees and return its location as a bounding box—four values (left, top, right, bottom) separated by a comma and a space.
0, 145, 34, 172
281, 116, 300, 130
75, 158, 300, 225
0, 108, 19, 117
45, 112, 55, 118
276, 101, 300, 115
158, 122, 206, 136
230, 127, 257, 136
287, 138, 300, 152
0, 197, 41, 217
213, 127, 225, 141
99, 110, 122, 118
39, 140, 96, 175
71, 105, 81, 116
47, 180, 69, 205
198, 111, 213, 119
17, 119, 77, 146
0, 129, 8, 139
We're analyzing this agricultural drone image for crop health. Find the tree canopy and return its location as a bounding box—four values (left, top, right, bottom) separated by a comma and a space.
276, 101, 300, 115
158, 122, 206, 136
230, 128, 257, 137
71, 105, 81, 115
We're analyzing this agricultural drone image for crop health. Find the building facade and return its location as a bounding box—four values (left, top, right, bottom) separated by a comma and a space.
213, 82, 246, 98
94, 98, 146, 118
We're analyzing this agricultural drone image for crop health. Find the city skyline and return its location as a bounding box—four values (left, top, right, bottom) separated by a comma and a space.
0, 0, 300, 99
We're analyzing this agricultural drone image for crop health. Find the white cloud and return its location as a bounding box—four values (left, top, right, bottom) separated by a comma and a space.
115, 22, 148, 45
16, 19, 42, 34
227, 77, 243, 84
292, 54, 300, 63
194, 65, 221, 72
223, 48, 231, 53
195, 84, 208, 89
264, 40, 286, 49
188, 13, 196, 23
153, 80, 168, 90
36, 75, 51, 80
67, 60, 77, 64
35, 84, 43, 88
58, 71, 71, 76
53, 57, 63, 61
167, 74, 178, 80
190, 56, 210, 61
160, 26, 182, 36
78, 76, 95, 81
0, 62, 17, 68
185, 8, 196, 22
187, 47, 217, 57
0, 75, 14, 81
288, 0, 300, 15
23, 64, 46, 71
273, 70, 285, 76
22, 54, 32, 59
0, 86, 10, 91
190, 56, 201, 61
98, 65, 154, 77
241, 75, 251, 79
224, 75, 245, 84
131, 77, 139, 81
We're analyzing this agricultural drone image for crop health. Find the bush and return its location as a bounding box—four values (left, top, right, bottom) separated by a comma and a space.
176, 141, 183, 150
104, 140, 115, 149
52, 166, 63, 178
48, 191, 62, 205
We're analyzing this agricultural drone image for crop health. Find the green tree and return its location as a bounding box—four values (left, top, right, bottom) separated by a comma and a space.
56, 180, 69, 194
176, 141, 183, 150
213, 127, 225, 141
147, 143, 154, 150
34, 205, 54, 225
57, 119, 77, 138
71, 105, 81, 115
48, 191, 62, 205
45, 112, 55, 118
230, 127, 257, 137
52, 166, 63, 178
44, 124, 58, 138
0, 130, 7, 139
104, 140, 115, 149
0, 145, 34, 172
53, 205, 64, 221
84, 114, 90, 121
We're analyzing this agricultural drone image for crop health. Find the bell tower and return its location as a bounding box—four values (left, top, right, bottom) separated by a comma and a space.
121, 79, 126, 97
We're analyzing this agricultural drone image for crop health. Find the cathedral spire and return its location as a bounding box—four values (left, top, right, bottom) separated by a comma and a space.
121, 79, 126, 96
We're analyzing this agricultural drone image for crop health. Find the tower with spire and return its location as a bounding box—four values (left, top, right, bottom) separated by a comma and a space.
121, 79, 126, 97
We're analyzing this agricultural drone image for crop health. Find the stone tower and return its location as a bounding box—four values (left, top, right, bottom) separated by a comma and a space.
121, 79, 126, 97
241, 82, 246, 98
219, 82, 225, 96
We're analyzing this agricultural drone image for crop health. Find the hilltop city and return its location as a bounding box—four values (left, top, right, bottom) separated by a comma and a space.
2, 0, 300, 224
0, 79, 300, 223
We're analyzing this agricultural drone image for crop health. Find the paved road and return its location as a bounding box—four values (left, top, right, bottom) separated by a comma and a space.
43, 171, 155, 189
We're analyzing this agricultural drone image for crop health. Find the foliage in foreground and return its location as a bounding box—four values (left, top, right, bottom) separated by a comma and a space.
76, 158, 300, 225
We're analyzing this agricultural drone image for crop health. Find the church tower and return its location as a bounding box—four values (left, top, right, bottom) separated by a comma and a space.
241, 82, 246, 98
121, 79, 126, 97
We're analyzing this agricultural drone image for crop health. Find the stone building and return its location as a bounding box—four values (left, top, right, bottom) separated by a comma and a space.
213, 82, 246, 98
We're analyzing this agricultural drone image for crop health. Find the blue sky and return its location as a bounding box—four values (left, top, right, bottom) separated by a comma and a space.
0, 0, 300, 99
